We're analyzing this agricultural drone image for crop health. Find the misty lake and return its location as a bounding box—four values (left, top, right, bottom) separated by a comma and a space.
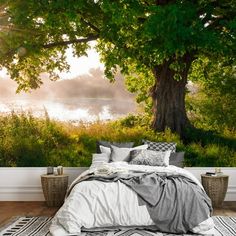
0, 68, 138, 123
0, 98, 137, 124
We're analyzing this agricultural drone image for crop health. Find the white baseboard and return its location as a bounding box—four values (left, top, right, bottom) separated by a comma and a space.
226, 185, 236, 201
1, 185, 44, 201
0, 167, 88, 201
0, 167, 235, 201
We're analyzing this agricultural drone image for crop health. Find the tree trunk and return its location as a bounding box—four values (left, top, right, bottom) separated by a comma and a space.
151, 55, 193, 138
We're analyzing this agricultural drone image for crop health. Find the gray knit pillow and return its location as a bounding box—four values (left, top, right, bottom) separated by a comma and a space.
129, 149, 171, 167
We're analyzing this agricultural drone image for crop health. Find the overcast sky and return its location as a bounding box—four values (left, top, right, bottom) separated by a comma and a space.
0, 45, 104, 79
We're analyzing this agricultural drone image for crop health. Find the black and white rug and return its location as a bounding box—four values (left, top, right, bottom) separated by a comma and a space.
0, 216, 236, 236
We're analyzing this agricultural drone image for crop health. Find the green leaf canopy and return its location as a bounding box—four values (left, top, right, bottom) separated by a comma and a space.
0, 0, 235, 90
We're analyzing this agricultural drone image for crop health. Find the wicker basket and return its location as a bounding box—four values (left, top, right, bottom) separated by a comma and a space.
201, 174, 229, 208
41, 174, 69, 207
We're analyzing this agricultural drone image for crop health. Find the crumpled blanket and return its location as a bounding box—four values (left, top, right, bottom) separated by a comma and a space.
67, 171, 212, 234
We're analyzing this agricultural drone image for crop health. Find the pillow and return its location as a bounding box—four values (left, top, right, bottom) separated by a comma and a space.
99, 145, 112, 156
96, 140, 134, 153
90, 153, 110, 169
143, 140, 176, 153
129, 149, 171, 167
169, 152, 185, 168
110, 144, 148, 162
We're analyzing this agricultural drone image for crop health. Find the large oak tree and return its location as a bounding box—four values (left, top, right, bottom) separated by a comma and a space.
0, 0, 235, 137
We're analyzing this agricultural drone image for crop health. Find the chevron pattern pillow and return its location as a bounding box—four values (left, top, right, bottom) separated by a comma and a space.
143, 140, 176, 153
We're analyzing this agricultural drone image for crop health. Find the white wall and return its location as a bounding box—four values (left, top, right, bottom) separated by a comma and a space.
0, 167, 235, 201
0, 167, 88, 201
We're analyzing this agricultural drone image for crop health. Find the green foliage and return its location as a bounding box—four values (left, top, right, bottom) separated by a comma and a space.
0, 0, 102, 91
187, 56, 236, 132
0, 113, 235, 167
124, 65, 154, 113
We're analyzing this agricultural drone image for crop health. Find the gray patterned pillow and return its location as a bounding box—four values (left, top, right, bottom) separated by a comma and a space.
129, 149, 171, 166
143, 140, 176, 153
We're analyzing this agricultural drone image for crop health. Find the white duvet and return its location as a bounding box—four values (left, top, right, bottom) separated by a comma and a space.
50, 162, 215, 236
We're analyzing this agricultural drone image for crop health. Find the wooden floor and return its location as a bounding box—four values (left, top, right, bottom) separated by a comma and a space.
0, 201, 235, 228
0, 202, 58, 228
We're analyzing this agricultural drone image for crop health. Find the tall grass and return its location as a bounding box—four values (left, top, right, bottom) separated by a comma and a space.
0, 112, 80, 167
0, 113, 235, 167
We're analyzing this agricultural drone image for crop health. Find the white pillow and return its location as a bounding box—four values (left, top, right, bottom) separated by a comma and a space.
90, 153, 109, 169
110, 144, 148, 162
99, 145, 111, 156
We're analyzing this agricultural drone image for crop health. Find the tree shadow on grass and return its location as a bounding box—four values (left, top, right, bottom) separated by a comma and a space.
184, 127, 236, 150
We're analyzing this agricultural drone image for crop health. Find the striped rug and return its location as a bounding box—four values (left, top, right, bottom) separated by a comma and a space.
0, 216, 235, 236
0, 217, 52, 236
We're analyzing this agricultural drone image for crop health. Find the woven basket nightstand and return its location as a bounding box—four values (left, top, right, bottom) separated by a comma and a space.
41, 174, 69, 207
201, 174, 229, 208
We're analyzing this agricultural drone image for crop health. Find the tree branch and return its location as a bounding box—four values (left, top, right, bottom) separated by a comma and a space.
43, 34, 99, 49
76, 9, 101, 33
156, 0, 175, 5
80, 18, 100, 33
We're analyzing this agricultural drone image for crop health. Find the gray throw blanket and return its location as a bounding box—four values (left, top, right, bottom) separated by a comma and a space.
67, 171, 212, 234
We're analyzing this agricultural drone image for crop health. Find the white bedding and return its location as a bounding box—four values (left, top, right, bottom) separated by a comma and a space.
50, 162, 215, 236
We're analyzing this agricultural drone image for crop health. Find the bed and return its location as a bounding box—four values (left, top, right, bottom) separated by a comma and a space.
49, 141, 215, 236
